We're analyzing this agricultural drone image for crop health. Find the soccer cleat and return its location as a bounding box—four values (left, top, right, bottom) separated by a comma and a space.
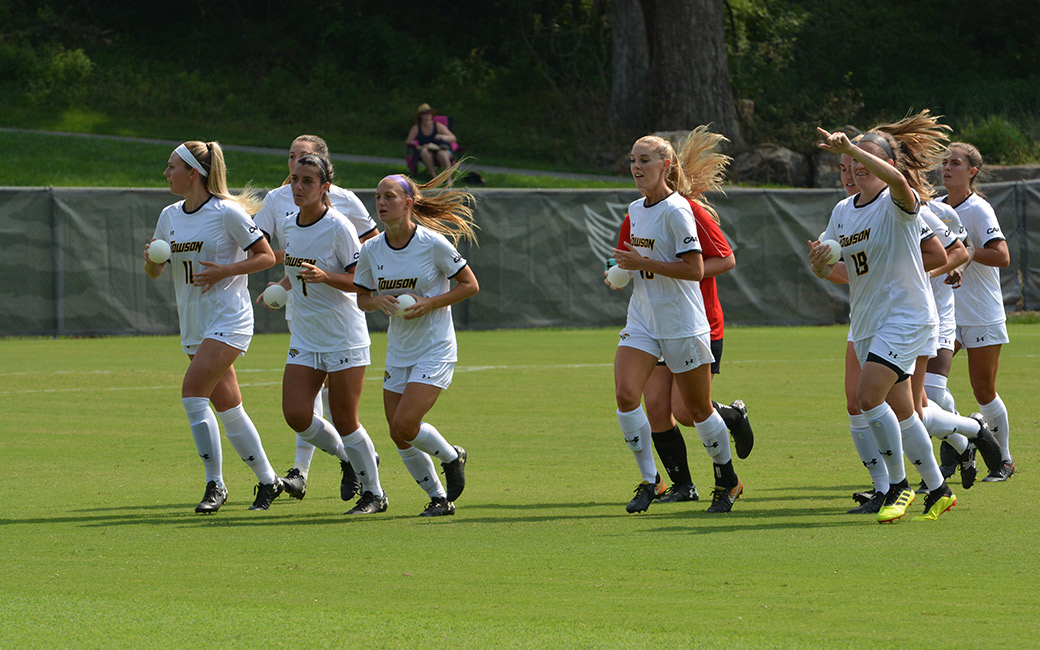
981, 460, 1015, 483
346, 491, 388, 515
626, 481, 658, 513
195, 481, 227, 514
657, 482, 700, 503
706, 479, 743, 513
912, 484, 957, 521
248, 478, 283, 510
938, 440, 959, 481
877, 484, 915, 523
729, 400, 755, 459
847, 491, 885, 514
968, 413, 1003, 475
915, 480, 929, 495
442, 446, 467, 502
852, 489, 877, 505
654, 473, 667, 497
282, 468, 307, 500
419, 497, 455, 517
958, 442, 977, 489
340, 460, 361, 501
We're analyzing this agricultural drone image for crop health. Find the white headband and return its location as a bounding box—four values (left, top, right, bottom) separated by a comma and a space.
175, 144, 209, 177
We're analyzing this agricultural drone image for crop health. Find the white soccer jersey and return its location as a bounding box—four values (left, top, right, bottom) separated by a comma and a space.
624, 192, 709, 339
153, 196, 264, 347
921, 201, 961, 329
254, 184, 377, 247
282, 208, 370, 352
940, 193, 1006, 326
354, 226, 468, 366
822, 188, 936, 342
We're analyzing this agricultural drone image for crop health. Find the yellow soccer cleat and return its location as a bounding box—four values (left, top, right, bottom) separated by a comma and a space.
877, 485, 915, 523
912, 486, 957, 521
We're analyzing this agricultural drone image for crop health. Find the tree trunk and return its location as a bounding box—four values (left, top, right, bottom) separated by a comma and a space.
609, 0, 649, 130
611, 0, 744, 149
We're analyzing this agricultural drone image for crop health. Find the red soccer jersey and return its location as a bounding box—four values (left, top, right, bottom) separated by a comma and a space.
616, 197, 731, 339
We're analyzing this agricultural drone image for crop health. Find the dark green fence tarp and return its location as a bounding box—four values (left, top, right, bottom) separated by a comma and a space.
1, 183, 1035, 337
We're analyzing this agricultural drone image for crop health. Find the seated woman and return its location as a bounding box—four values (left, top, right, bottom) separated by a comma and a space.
405, 102, 457, 176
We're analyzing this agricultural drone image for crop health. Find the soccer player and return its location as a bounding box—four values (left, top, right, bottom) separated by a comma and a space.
811, 112, 957, 522
354, 168, 477, 517
609, 190, 754, 505
274, 152, 386, 515
144, 140, 282, 513
611, 127, 744, 514
939, 142, 1015, 481
254, 134, 379, 501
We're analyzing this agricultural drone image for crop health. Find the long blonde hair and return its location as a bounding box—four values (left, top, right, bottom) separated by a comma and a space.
634, 126, 730, 223
864, 110, 950, 202
392, 161, 478, 245
179, 140, 264, 214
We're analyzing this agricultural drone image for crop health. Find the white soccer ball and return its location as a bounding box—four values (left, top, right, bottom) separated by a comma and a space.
263, 284, 288, 309
147, 239, 171, 263
820, 239, 841, 265
606, 264, 632, 288
394, 293, 416, 317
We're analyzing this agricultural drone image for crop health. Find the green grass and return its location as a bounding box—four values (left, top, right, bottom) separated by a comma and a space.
0, 130, 630, 190
2, 325, 1038, 648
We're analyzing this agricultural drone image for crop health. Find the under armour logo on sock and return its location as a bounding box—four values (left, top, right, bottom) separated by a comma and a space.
245, 455, 255, 462
913, 460, 923, 465
201, 453, 210, 460
881, 449, 893, 457
863, 459, 877, 467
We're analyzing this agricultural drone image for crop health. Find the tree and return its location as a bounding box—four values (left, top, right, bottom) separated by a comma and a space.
610, 0, 745, 149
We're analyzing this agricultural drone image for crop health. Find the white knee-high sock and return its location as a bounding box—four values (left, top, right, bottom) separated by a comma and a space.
217, 404, 278, 485
863, 403, 905, 485
979, 394, 1011, 462
849, 413, 889, 493
900, 414, 944, 491
298, 416, 350, 463
341, 425, 382, 497
694, 410, 731, 465
183, 397, 223, 488
410, 422, 459, 463
920, 404, 976, 452
617, 407, 657, 483
398, 446, 445, 498
292, 390, 325, 476
923, 373, 957, 413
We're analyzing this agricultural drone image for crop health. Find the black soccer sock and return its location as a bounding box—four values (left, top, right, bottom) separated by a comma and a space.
713, 460, 739, 488
652, 426, 692, 486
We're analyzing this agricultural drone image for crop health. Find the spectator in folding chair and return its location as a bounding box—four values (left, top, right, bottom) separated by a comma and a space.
405, 102, 458, 177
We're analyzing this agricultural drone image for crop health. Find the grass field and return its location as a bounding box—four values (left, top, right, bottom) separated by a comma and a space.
1, 325, 1037, 649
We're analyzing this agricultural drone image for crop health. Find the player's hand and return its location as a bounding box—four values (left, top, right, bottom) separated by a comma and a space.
945, 269, 963, 288
612, 242, 642, 271
193, 261, 229, 293
807, 239, 833, 276
401, 296, 430, 319
816, 127, 853, 154
299, 262, 327, 284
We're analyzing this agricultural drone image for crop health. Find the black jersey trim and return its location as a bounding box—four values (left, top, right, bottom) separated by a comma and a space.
244, 235, 265, 252
353, 281, 375, 292
642, 191, 677, 209
385, 226, 418, 251
295, 207, 329, 228
344, 260, 358, 273
182, 195, 214, 215
447, 261, 469, 280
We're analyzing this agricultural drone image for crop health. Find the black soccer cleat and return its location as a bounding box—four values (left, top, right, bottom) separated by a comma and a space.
958, 442, 977, 489
195, 481, 227, 514
249, 478, 283, 510
981, 460, 1015, 483
846, 490, 884, 514
968, 413, 1004, 476
915, 480, 930, 495
938, 440, 959, 481
852, 489, 877, 505
419, 497, 455, 517
626, 481, 658, 513
346, 491, 388, 515
656, 482, 699, 503
282, 467, 307, 500
728, 399, 755, 459
706, 479, 743, 513
442, 446, 467, 502
340, 460, 361, 501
